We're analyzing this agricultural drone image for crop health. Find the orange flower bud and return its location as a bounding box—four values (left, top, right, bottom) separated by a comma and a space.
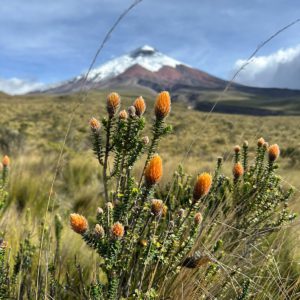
142, 136, 149, 145
106, 202, 114, 210
97, 207, 104, 215
2, 155, 10, 167
133, 96, 146, 117
257, 137, 265, 147
193, 173, 212, 200
233, 162, 244, 178
89, 117, 101, 130
154, 91, 171, 120
234, 145, 241, 153
144, 154, 163, 185
70, 213, 88, 234
111, 222, 124, 238
94, 224, 105, 237
268, 144, 280, 162
119, 110, 128, 120
194, 212, 203, 225
107, 92, 120, 117
151, 199, 163, 216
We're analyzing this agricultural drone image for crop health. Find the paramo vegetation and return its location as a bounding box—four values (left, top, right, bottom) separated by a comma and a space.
0, 91, 298, 299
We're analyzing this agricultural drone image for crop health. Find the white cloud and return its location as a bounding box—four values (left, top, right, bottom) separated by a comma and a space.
0, 77, 45, 95
233, 44, 300, 89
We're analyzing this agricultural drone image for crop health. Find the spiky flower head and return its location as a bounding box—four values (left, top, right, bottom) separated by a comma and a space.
233, 162, 244, 178
144, 154, 163, 186
127, 106, 136, 118
94, 224, 105, 237
2, 155, 10, 167
97, 207, 104, 215
107, 92, 120, 117
133, 96, 146, 117
257, 137, 265, 147
106, 202, 114, 210
268, 144, 280, 162
142, 136, 149, 145
234, 145, 241, 153
89, 117, 101, 130
193, 172, 212, 201
111, 222, 125, 239
194, 212, 203, 225
155, 91, 171, 120
119, 110, 128, 120
70, 213, 88, 234
243, 140, 249, 147
151, 199, 164, 216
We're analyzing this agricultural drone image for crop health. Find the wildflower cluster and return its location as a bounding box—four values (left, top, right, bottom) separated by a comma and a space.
70, 91, 213, 298
69, 91, 296, 299
165, 138, 296, 299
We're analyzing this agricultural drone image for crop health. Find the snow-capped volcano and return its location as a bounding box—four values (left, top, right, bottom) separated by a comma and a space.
40, 45, 227, 94
84, 45, 183, 83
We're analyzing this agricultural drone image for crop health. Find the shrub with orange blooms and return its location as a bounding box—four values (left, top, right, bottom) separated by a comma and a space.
65, 92, 295, 300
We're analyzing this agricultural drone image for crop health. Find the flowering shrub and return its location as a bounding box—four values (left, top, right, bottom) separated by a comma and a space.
69, 92, 296, 299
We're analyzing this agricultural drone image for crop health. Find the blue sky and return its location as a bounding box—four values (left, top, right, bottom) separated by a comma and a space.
1, 0, 300, 94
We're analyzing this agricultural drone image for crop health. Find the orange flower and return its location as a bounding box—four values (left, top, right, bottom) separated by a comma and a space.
107, 92, 120, 117
193, 173, 212, 200
151, 199, 164, 216
119, 109, 128, 120
2, 155, 10, 167
144, 154, 163, 185
194, 212, 203, 225
111, 222, 125, 238
154, 91, 171, 120
233, 162, 244, 178
133, 96, 146, 117
268, 144, 280, 162
89, 117, 101, 130
70, 213, 88, 234
257, 137, 265, 147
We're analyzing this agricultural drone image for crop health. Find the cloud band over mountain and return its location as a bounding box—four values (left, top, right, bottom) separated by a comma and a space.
234, 44, 300, 89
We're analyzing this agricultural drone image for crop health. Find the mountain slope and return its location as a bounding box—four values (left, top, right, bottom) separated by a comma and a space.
34, 45, 300, 115
40, 45, 229, 94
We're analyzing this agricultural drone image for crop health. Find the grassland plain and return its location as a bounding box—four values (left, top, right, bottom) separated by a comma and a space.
0, 89, 299, 298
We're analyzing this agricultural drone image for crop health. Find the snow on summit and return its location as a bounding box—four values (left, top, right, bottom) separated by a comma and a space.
84, 45, 184, 82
